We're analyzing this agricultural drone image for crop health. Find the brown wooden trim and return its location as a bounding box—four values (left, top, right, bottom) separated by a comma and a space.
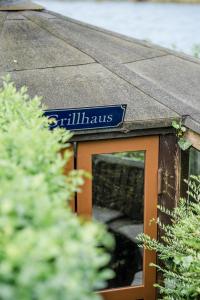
158, 134, 180, 215
71, 127, 173, 142
100, 286, 144, 300
157, 134, 181, 293
77, 136, 159, 300
185, 130, 200, 151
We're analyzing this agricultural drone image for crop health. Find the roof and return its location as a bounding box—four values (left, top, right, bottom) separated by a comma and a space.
0, 8, 200, 135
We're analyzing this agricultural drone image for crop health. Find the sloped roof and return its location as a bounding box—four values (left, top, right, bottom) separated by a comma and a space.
0, 8, 200, 134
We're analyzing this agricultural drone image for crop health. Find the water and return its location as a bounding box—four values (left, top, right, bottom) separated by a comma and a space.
36, 1, 200, 56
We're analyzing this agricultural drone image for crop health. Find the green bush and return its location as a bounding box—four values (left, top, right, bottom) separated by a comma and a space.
138, 176, 200, 300
0, 77, 114, 300
192, 44, 200, 59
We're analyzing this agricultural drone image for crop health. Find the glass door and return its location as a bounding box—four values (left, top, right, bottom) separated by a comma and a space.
77, 136, 159, 300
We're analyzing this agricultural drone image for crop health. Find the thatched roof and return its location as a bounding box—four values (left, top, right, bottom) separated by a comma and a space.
0, 8, 200, 135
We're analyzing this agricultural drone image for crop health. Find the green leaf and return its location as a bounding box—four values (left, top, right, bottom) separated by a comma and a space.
178, 138, 193, 150
137, 176, 200, 299
181, 126, 187, 133
172, 120, 180, 129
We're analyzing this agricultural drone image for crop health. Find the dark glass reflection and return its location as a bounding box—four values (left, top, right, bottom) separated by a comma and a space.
189, 147, 200, 176
92, 151, 145, 289
189, 147, 200, 202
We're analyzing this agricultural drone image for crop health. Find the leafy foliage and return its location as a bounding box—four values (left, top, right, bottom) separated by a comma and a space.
0, 77, 114, 300
192, 44, 200, 59
172, 120, 192, 150
138, 176, 200, 300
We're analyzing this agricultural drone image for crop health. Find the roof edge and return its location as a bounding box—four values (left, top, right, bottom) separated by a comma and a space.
184, 116, 200, 136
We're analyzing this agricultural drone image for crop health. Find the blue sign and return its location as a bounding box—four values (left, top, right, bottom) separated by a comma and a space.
44, 105, 126, 131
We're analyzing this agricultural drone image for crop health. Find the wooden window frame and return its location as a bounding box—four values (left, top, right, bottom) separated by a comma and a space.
76, 136, 159, 300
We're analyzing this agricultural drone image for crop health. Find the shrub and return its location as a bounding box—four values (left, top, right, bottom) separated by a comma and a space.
138, 176, 200, 300
0, 77, 114, 300
192, 44, 200, 59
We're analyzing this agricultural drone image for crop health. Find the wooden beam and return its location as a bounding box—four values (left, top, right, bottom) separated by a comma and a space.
185, 130, 200, 151
157, 134, 181, 295
158, 134, 181, 213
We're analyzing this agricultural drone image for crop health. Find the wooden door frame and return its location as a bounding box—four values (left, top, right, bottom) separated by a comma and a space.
77, 136, 159, 300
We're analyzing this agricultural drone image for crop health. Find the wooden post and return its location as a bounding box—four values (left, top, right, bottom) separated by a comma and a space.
157, 134, 181, 292
158, 134, 181, 223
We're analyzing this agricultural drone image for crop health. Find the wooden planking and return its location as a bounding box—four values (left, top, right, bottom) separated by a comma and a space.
157, 134, 181, 294
185, 129, 200, 151
158, 134, 181, 217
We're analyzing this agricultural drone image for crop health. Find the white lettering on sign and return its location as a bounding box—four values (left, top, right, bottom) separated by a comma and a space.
48, 112, 113, 129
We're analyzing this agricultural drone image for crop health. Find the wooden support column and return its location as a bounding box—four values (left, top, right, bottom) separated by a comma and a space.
157, 134, 181, 290
158, 134, 181, 225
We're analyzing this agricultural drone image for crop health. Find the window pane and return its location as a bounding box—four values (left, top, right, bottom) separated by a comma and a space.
189, 147, 200, 176
92, 151, 145, 289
